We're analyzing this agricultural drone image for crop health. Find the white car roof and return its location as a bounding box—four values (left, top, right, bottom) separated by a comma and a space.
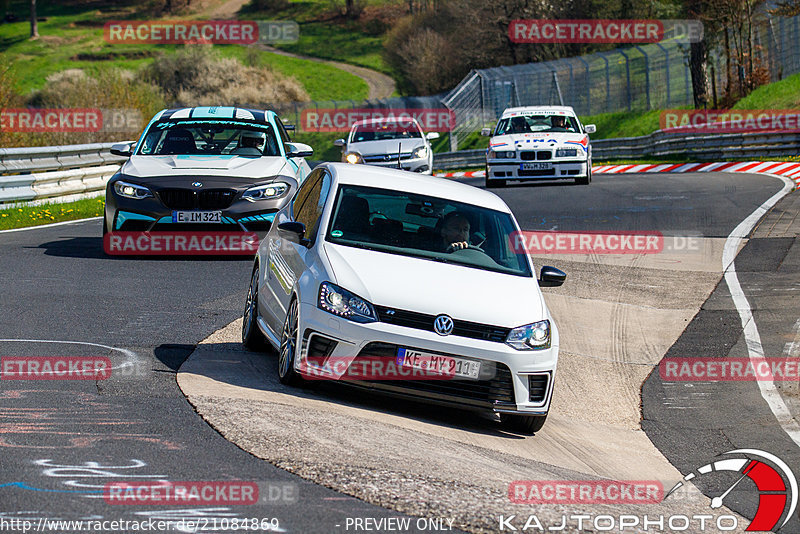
501, 106, 577, 118
323, 163, 511, 213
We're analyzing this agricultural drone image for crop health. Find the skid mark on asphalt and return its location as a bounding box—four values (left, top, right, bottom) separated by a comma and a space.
0, 390, 184, 450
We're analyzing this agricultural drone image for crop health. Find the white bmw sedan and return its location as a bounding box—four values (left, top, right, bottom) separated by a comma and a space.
242, 162, 566, 433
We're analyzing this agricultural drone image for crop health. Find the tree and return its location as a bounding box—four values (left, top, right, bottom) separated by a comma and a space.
30, 0, 38, 39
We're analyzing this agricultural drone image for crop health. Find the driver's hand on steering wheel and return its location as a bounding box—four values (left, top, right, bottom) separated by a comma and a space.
447, 241, 470, 252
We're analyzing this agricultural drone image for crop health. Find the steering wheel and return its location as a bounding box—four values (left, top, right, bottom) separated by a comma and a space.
446, 244, 485, 253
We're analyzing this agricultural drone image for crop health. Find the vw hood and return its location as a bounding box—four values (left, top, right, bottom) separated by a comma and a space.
322, 242, 546, 328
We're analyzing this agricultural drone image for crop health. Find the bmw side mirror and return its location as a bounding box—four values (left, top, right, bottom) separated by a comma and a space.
425, 132, 440, 140
278, 221, 310, 247
539, 266, 566, 287
285, 142, 314, 158
333, 138, 346, 147
584, 124, 596, 134
110, 142, 134, 157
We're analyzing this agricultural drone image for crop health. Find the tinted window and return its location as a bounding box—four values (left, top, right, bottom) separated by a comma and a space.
137, 120, 281, 156
293, 170, 331, 242
326, 185, 532, 277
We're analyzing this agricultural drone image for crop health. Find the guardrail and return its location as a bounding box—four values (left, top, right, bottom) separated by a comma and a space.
433, 130, 800, 170
0, 143, 129, 204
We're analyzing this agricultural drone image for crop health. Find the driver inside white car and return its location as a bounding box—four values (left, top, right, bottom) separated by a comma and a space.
438, 211, 471, 251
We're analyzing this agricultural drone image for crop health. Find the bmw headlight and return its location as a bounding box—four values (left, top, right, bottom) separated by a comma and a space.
505, 320, 551, 350
489, 150, 516, 159
555, 148, 578, 157
242, 182, 289, 202
113, 180, 152, 199
345, 152, 362, 164
318, 282, 377, 323
412, 146, 428, 159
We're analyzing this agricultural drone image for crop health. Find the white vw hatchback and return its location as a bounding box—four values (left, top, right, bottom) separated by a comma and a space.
242, 162, 566, 433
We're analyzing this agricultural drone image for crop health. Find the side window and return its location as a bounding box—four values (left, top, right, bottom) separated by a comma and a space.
275, 119, 291, 144
292, 168, 323, 218
294, 171, 332, 243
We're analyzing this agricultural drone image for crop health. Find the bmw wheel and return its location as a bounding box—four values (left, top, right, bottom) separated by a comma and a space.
242, 265, 267, 350
278, 297, 302, 385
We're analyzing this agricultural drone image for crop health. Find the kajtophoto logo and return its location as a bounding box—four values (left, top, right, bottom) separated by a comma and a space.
665, 449, 798, 532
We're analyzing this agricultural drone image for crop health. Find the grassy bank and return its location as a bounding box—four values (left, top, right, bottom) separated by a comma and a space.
0, 197, 104, 231
0, 0, 368, 101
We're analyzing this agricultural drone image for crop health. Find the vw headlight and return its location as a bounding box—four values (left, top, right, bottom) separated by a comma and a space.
345, 152, 362, 164
242, 182, 289, 202
412, 146, 428, 159
113, 180, 152, 199
505, 320, 551, 350
555, 148, 578, 157
318, 282, 377, 323
489, 150, 515, 159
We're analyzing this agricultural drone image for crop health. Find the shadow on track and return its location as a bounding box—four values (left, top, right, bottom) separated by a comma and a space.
187, 340, 534, 439
35, 236, 255, 261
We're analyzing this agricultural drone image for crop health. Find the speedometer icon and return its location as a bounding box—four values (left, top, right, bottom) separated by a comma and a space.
665, 449, 797, 531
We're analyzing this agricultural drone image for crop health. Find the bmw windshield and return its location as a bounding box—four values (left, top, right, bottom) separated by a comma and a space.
137, 120, 282, 156
325, 184, 532, 277
496, 114, 581, 135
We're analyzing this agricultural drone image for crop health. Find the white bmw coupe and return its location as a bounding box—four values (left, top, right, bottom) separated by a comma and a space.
242, 162, 566, 433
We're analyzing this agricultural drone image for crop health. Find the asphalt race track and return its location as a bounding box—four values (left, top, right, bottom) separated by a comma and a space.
1, 170, 799, 533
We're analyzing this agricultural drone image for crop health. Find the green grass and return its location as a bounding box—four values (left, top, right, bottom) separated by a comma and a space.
0, 1, 369, 100
239, 0, 395, 74
577, 110, 666, 140
223, 47, 368, 101
0, 197, 105, 230
292, 131, 345, 162
732, 71, 800, 110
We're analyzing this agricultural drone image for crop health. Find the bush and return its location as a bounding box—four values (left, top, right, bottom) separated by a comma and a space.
8, 68, 165, 147
141, 45, 309, 107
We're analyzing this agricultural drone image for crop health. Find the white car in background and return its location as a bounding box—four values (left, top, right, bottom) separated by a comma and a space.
242, 162, 566, 434
481, 106, 595, 187
334, 117, 439, 174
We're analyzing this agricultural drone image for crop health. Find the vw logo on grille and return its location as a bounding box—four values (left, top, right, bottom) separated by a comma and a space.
192, 182, 203, 188
433, 314, 454, 336
384, 155, 392, 161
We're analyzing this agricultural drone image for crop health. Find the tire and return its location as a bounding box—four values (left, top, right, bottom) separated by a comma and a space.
242, 265, 268, 351
500, 413, 547, 434
485, 173, 507, 189
278, 297, 303, 386
575, 160, 592, 185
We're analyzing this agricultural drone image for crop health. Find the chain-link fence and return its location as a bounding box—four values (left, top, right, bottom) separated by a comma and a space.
443, 13, 800, 150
